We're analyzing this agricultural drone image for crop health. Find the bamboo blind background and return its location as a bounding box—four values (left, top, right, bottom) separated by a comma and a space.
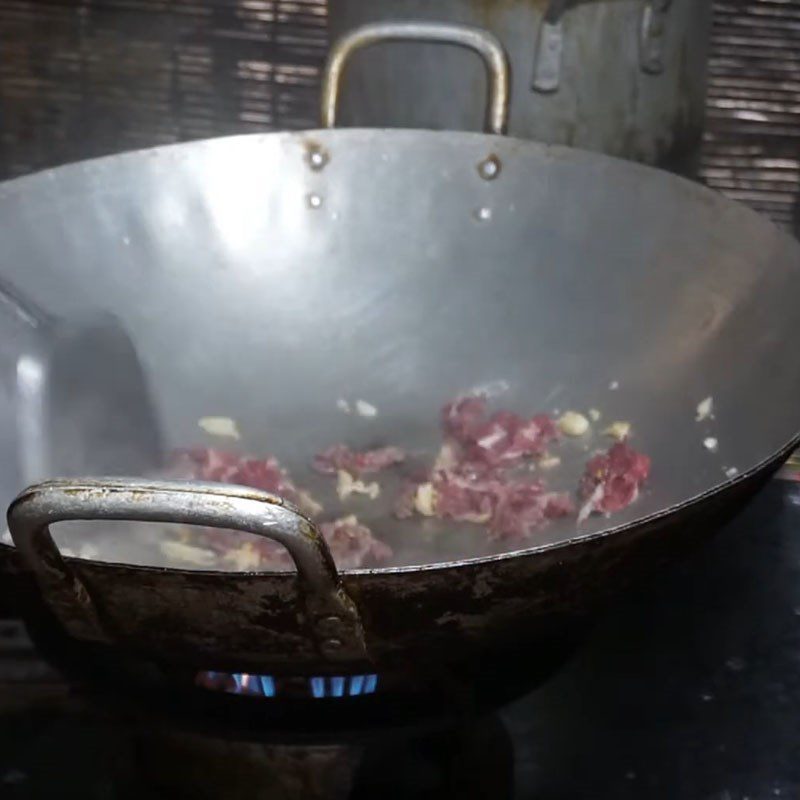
699, 0, 800, 231
0, 0, 327, 176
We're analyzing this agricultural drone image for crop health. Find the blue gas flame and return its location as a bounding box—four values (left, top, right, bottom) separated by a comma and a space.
196, 671, 378, 698
309, 674, 378, 698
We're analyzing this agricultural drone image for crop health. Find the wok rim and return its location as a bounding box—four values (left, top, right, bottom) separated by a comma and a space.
1, 128, 798, 577
0, 125, 793, 245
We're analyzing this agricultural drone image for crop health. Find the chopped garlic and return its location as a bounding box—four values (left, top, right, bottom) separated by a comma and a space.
477, 428, 506, 449
160, 539, 217, 567
538, 454, 561, 470
603, 421, 631, 441
223, 543, 262, 572
336, 398, 351, 414
198, 416, 241, 440
414, 483, 439, 516
696, 396, 714, 422
336, 470, 354, 499
295, 489, 323, 518
703, 437, 719, 453
558, 411, 590, 437
588, 408, 601, 422
355, 399, 378, 418
336, 470, 380, 501
725, 466, 739, 478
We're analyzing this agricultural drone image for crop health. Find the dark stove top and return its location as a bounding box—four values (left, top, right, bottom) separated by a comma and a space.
0, 478, 799, 799
509, 476, 800, 799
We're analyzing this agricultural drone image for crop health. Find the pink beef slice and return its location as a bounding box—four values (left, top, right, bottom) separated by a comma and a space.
432, 469, 498, 525
441, 396, 488, 443
578, 442, 651, 518
318, 517, 393, 569
393, 480, 419, 519
441, 397, 558, 469
167, 447, 299, 498
490, 482, 574, 540
312, 444, 405, 476
433, 469, 573, 540
393, 395, 570, 538
469, 411, 558, 467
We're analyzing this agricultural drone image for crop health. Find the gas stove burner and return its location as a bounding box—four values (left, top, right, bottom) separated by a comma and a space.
196, 670, 379, 699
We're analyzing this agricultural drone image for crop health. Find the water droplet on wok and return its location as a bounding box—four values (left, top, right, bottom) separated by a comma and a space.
306, 193, 323, 209
474, 207, 492, 222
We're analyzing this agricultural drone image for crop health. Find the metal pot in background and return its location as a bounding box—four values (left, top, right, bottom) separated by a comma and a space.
328, 0, 712, 170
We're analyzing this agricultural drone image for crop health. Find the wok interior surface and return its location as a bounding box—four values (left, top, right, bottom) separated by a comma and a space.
1, 129, 799, 571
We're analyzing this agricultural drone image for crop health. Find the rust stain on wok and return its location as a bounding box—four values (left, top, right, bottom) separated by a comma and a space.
476, 153, 502, 180
302, 137, 330, 172
298, 520, 319, 542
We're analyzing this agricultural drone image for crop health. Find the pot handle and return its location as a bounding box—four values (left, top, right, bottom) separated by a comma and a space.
6, 478, 367, 662
321, 21, 510, 135
640, 0, 671, 75
532, 0, 670, 93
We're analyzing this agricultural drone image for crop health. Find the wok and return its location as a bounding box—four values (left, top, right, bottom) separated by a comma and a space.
2, 23, 800, 714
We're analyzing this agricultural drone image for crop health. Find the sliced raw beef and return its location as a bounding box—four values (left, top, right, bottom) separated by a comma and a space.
441, 397, 558, 469
318, 516, 393, 569
312, 444, 405, 476
167, 447, 297, 498
578, 442, 651, 521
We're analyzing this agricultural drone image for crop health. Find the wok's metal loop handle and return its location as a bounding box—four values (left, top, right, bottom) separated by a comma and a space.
321, 21, 511, 135
7, 478, 367, 662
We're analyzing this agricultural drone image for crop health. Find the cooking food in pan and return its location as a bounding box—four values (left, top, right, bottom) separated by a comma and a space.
158, 393, 650, 571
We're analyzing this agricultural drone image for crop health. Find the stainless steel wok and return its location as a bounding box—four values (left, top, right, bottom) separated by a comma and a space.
1, 23, 799, 710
